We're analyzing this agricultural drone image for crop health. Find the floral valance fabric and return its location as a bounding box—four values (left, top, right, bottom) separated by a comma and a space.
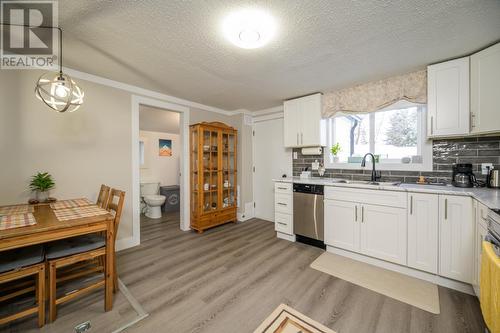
323, 69, 427, 118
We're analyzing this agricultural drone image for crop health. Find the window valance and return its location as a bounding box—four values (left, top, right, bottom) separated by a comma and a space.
323, 69, 427, 118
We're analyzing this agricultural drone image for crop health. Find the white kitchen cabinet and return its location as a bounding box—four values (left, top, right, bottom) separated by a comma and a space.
407, 193, 439, 274
324, 199, 359, 252
359, 204, 407, 265
470, 42, 500, 134
427, 57, 470, 138
439, 195, 474, 283
274, 182, 293, 236
283, 93, 326, 148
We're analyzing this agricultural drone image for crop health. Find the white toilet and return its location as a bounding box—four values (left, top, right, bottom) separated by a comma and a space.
140, 182, 166, 219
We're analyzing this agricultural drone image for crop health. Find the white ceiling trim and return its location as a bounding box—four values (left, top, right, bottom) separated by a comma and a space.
63, 66, 240, 116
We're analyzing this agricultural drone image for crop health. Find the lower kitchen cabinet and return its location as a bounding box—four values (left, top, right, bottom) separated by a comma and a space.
325, 199, 359, 252
325, 199, 407, 265
439, 195, 474, 283
407, 193, 439, 274
360, 204, 407, 265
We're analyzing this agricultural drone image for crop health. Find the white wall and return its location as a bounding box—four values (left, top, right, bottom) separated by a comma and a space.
139, 130, 180, 186
0, 69, 255, 248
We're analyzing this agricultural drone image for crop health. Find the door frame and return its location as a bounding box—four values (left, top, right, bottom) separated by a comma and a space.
132, 95, 191, 247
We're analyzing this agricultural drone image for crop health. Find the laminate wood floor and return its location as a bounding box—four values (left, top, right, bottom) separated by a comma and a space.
1, 213, 485, 333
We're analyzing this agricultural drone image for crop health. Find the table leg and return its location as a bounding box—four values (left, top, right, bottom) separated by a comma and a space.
105, 219, 114, 311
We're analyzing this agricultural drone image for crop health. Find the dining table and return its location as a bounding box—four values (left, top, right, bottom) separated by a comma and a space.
0, 203, 116, 311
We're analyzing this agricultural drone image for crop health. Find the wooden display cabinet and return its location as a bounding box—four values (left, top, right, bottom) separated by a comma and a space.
190, 122, 237, 233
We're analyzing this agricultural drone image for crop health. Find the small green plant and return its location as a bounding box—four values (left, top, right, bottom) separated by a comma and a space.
330, 143, 342, 156
29, 172, 55, 192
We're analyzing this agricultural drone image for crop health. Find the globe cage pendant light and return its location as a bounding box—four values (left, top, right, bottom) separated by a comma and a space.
33, 27, 84, 112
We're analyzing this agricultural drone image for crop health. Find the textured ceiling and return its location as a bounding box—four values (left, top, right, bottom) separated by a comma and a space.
55, 0, 500, 111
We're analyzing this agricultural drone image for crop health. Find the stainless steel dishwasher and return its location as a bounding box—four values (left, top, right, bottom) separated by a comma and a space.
293, 183, 325, 248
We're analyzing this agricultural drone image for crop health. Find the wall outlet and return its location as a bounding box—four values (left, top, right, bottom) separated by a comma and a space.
293, 151, 298, 159
481, 163, 494, 175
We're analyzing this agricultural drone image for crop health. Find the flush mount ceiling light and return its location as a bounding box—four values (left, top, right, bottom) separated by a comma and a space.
222, 9, 276, 49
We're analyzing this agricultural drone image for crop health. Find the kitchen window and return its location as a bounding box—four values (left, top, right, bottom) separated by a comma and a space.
324, 102, 432, 171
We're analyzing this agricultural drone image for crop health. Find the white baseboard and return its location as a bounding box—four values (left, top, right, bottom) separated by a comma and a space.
277, 232, 296, 242
116, 236, 140, 252
327, 246, 475, 296
237, 202, 255, 222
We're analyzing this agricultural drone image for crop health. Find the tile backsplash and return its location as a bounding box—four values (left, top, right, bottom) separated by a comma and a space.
292, 136, 500, 184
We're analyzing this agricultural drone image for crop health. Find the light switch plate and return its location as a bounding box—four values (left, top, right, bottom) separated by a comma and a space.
312, 160, 319, 170
293, 151, 298, 159
481, 163, 493, 175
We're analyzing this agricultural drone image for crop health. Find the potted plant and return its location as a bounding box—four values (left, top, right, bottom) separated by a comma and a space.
29, 172, 55, 203
330, 143, 342, 163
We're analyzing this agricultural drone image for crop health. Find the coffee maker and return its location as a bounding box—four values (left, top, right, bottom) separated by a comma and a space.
452, 163, 476, 188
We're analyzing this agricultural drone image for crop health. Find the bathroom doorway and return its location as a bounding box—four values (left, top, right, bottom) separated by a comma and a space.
132, 96, 190, 246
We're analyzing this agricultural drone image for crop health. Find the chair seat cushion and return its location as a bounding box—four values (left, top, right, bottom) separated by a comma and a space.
0, 245, 44, 274
46, 234, 105, 260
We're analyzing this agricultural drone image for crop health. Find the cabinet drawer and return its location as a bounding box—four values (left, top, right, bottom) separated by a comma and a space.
275, 212, 293, 235
275, 182, 292, 194
324, 187, 407, 208
476, 201, 488, 229
275, 194, 292, 214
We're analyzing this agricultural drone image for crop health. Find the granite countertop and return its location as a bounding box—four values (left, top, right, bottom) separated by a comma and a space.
274, 176, 500, 210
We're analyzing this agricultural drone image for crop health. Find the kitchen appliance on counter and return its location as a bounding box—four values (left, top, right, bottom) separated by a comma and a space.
452, 163, 477, 188
293, 183, 325, 249
486, 168, 500, 188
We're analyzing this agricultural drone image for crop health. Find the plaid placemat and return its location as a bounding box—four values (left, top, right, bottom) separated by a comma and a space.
0, 213, 37, 230
0, 205, 34, 216
50, 198, 93, 210
54, 205, 109, 221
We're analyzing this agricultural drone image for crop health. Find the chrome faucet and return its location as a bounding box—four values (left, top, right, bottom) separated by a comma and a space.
361, 153, 381, 182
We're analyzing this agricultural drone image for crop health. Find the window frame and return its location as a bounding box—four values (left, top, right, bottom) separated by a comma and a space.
323, 104, 432, 171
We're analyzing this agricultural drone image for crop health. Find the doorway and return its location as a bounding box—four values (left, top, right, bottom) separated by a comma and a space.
132, 96, 190, 248
253, 116, 292, 221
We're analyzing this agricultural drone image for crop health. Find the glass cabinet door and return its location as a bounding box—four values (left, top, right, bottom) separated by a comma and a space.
191, 128, 199, 214
202, 129, 219, 213
222, 132, 236, 209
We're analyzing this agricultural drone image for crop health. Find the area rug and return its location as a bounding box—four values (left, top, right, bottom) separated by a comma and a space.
254, 304, 336, 333
311, 252, 440, 314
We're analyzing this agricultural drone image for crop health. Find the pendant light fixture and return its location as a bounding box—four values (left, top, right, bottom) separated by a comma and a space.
1, 23, 84, 112
34, 27, 84, 112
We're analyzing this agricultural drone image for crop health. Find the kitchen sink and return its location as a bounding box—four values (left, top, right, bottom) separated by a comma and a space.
329, 179, 401, 186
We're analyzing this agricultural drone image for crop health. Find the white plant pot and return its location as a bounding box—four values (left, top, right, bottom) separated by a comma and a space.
332, 156, 339, 163
37, 191, 49, 203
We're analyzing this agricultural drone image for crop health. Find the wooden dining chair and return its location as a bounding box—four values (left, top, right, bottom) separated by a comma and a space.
96, 184, 111, 209
104, 189, 125, 292
45, 188, 125, 322
0, 245, 45, 328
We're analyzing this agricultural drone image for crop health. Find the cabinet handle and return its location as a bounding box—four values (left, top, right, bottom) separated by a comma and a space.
430, 116, 434, 135
277, 222, 287, 226
355, 205, 358, 222
444, 198, 448, 220
410, 196, 413, 215
277, 202, 287, 206
277, 187, 287, 190
361, 206, 364, 223
471, 113, 475, 129
301, 132, 303, 144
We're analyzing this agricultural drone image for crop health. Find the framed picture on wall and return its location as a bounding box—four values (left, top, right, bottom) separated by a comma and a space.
159, 139, 172, 156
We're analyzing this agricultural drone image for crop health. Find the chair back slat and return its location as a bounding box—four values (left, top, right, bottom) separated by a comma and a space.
105, 189, 125, 240
96, 184, 111, 209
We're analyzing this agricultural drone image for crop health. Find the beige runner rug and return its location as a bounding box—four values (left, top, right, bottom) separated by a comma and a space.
311, 252, 440, 314
254, 304, 336, 333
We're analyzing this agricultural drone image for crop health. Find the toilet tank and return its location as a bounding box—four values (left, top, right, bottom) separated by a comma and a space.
140, 182, 159, 196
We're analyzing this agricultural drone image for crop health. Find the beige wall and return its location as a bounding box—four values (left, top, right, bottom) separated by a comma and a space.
0, 69, 254, 246
139, 130, 180, 186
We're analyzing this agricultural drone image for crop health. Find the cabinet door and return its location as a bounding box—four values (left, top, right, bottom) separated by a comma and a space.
407, 193, 439, 274
473, 224, 488, 291
324, 199, 359, 252
359, 204, 407, 265
427, 57, 470, 137
471, 42, 500, 134
299, 93, 325, 147
439, 195, 474, 283
283, 99, 299, 147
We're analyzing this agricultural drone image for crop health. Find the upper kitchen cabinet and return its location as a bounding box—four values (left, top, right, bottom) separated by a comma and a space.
470, 42, 500, 135
283, 93, 326, 148
427, 57, 470, 138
